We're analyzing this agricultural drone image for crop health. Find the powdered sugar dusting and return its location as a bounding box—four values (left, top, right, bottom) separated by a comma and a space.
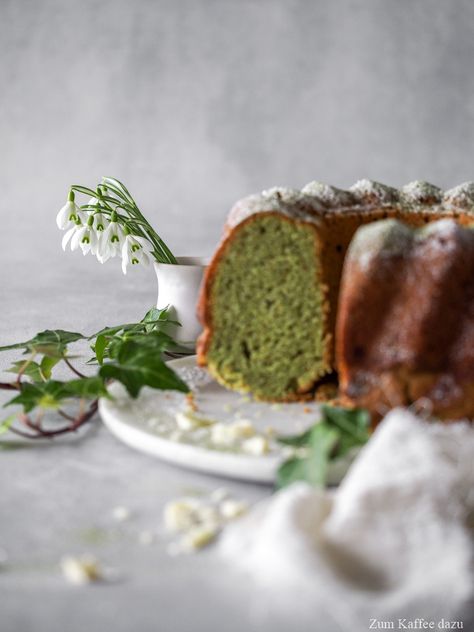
226, 188, 324, 228
401, 181, 443, 205
443, 182, 474, 208
348, 218, 474, 273
416, 218, 473, 254
347, 219, 413, 271
225, 180, 474, 230
301, 181, 356, 207
349, 179, 400, 205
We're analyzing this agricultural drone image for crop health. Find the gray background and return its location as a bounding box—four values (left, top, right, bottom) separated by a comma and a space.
2, 0, 474, 338
1, 1, 474, 631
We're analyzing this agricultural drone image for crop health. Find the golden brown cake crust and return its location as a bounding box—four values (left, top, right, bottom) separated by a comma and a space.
336, 219, 474, 421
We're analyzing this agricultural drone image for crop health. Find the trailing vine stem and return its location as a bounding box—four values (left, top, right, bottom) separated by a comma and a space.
6, 400, 99, 440
0, 356, 98, 440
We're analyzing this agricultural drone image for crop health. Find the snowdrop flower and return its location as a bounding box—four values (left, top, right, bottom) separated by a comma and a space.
97, 216, 125, 264
63, 216, 98, 255
121, 234, 152, 274
56, 191, 81, 230
92, 212, 108, 233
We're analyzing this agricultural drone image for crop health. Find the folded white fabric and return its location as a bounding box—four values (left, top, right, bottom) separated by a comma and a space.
220, 409, 474, 632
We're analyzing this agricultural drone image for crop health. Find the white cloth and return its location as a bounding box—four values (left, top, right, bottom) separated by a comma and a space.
220, 409, 474, 632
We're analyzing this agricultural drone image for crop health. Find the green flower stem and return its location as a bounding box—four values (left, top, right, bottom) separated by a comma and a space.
71, 185, 99, 198
72, 178, 177, 264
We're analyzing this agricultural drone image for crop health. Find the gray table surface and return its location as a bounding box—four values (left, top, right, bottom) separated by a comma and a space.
2, 241, 473, 632
0, 252, 302, 632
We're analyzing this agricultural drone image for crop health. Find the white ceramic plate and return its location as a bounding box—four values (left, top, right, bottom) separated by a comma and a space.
99, 356, 357, 485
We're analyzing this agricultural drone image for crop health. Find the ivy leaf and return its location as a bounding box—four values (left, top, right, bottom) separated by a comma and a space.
7, 356, 61, 382
40, 356, 61, 380
276, 423, 340, 488
99, 336, 189, 398
6, 381, 69, 412
89, 306, 179, 365
0, 329, 85, 357
0, 414, 16, 436
276, 405, 370, 489
5, 377, 107, 413
321, 405, 371, 458
7, 361, 44, 382
94, 334, 107, 365
277, 428, 313, 448
61, 377, 108, 399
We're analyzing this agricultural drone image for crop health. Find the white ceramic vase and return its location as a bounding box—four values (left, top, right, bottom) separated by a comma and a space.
153, 256, 208, 350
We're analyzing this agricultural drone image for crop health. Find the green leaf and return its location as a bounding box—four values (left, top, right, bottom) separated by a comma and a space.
7, 360, 43, 381
94, 334, 107, 365
71, 184, 100, 198
88, 306, 179, 365
307, 422, 340, 485
40, 356, 61, 380
6, 381, 68, 412
276, 405, 370, 489
321, 405, 371, 457
277, 428, 312, 447
276, 423, 339, 489
99, 337, 189, 398
0, 329, 85, 357
0, 414, 16, 436
7, 356, 60, 381
5, 377, 107, 413
101, 177, 135, 205
61, 376, 108, 399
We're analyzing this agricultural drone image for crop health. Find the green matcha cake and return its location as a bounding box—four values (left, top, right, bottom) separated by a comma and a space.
197, 181, 474, 401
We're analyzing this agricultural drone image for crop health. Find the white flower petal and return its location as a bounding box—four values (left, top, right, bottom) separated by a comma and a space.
76, 210, 88, 224
135, 236, 153, 251
94, 213, 108, 232
97, 250, 110, 264
56, 201, 78, 230
89, 230, 99, 254
56, 205, 69, 230
71, 226, 85, 251
62, 226, 76, 250
121, 238, 131, 261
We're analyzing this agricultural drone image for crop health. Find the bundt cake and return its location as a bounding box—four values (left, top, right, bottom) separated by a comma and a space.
197, 180, 474, 401
337, 218, 474, 420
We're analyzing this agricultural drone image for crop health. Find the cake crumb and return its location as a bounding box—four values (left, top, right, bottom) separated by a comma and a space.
186, 392, 198, 412
164, 489, 250, 554
112, 506, 131, 522
163, 499, 199, 533
182, 524, 219, 550
60, 555, 102, 585
242, 436, 269, 456
220, 500, 248, 520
